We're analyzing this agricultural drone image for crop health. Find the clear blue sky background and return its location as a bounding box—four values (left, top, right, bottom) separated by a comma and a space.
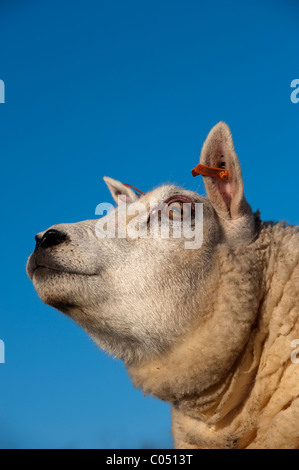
0, 0, 298, 449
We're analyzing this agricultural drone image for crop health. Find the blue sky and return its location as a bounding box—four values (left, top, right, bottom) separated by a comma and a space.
0, 0, 298, 449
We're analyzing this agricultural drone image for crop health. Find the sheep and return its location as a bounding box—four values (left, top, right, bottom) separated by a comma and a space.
26, 122, 299, 448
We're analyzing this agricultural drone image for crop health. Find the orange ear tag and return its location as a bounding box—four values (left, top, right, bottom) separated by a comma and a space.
191, 164, 229, 180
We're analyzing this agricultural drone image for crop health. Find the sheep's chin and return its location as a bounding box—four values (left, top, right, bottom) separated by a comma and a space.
32, 268, 100, 315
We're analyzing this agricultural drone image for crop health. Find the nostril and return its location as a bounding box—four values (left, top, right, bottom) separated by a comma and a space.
38, 229, 68, 249
35, 234, 42, 245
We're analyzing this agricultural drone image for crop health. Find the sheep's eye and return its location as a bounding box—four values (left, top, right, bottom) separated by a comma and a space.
167, 201, 189, 220
148, 196, 194, 224
165, 196, 194, 221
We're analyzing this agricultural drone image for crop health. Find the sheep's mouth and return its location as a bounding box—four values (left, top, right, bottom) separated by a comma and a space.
33, 266, 71, 277
35, 265, 65, 273
26, 256, 97, 281
32, 266, 98, 278
26, 250, 100, 280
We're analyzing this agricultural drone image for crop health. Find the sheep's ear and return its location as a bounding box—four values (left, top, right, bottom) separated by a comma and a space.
103, 176, 139, 204
199, 122, 251, 219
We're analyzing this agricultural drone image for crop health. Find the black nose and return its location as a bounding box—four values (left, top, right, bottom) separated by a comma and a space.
35, 229, 68, 249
